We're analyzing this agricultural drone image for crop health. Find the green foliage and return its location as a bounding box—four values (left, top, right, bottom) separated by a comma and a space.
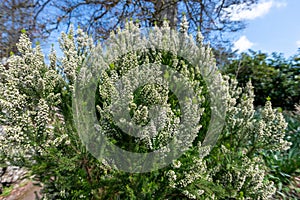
222, 50, 300, 110
0, 185, 13, 197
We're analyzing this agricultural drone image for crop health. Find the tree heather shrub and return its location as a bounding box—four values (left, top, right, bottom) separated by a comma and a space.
0, 21, 291, 199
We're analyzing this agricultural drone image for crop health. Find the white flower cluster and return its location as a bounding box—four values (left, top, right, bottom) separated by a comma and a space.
163, 75, 291, 199
224, 77, 291, 153
258, 100, 291, 151
207, 77, 292, 199
0, 27, 93, 161
213, 145, 276, 199
165, 143, 211, 199
90, 20, 215, 155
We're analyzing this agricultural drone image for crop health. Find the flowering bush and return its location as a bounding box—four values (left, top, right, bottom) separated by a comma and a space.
0, 20, 291, 199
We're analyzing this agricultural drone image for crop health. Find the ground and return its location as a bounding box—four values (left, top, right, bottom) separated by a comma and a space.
0, 180, 41, 200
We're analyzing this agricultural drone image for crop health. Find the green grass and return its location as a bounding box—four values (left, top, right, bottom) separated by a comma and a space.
0, 185, 14, 197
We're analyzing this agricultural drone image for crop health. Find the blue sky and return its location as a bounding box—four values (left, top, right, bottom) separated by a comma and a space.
231, 0, 300, 57
44, 0, 299, 59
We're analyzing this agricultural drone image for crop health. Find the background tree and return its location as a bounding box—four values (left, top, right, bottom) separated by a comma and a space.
35, 0, 257, 44
0, 0, 258, 66
222, 50, 300, 110
0, 0, 47, 60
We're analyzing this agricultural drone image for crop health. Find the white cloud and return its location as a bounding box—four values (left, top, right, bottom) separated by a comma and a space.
233, 36, 254, 52
226, 0, 287, 21
296, 40, 300, 48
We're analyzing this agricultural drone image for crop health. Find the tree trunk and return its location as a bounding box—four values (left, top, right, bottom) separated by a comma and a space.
152, 0, 178, 29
